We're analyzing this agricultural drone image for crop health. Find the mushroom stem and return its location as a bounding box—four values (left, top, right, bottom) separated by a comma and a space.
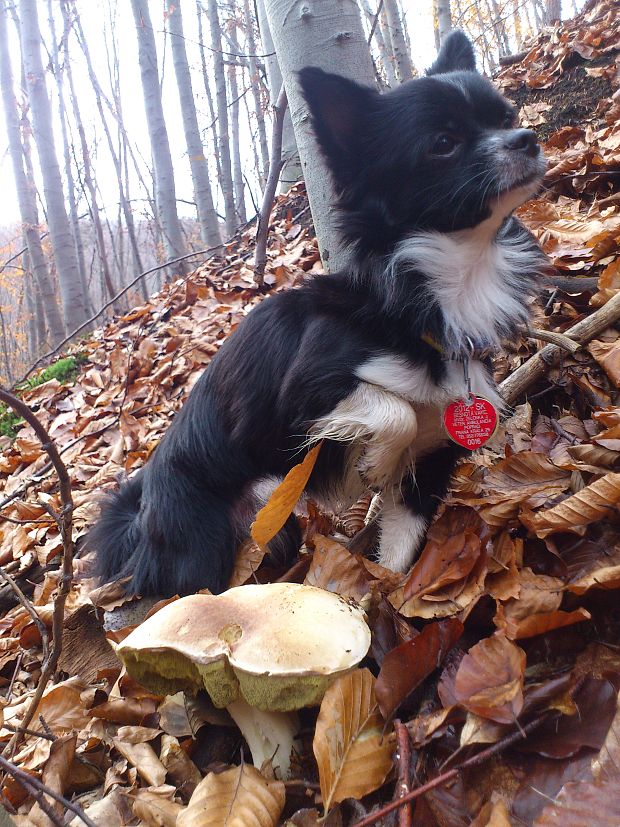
226, 698, 300, 779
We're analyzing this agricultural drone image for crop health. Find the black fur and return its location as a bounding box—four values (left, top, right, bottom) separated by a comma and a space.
89, 33, 547, 597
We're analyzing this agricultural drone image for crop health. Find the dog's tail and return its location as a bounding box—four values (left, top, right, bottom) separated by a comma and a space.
87, 471, 239, 598
88, 475, 144, 591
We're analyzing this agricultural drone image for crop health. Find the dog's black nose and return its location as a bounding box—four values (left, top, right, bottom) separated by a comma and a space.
505, 128, 539, 157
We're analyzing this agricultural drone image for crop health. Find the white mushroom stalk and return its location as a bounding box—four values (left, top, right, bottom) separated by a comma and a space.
117, 582, 371, 778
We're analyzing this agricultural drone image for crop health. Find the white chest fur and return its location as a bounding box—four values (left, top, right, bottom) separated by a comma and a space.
386, 218, 535, 354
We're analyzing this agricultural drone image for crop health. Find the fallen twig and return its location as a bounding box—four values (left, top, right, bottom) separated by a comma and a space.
0, 389, 74, 758
501, 288, 620, 405
350, 711, 556, 827
394, 719, 412, 827
0, 754, 96, 827
526, 327, 580, 353
254, 85, 288, 285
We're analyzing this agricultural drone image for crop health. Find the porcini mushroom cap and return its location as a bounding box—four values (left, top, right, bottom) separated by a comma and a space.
117, 582, 370, 711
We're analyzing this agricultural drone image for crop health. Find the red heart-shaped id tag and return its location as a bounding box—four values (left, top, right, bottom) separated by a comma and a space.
444, 396, 498, 450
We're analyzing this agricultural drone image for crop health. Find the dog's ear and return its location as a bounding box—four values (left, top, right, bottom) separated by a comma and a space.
427, 30, 476, 75
298, 67, 377, 187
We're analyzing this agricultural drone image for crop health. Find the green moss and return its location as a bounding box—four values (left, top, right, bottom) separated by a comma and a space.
0, 353, 89, 440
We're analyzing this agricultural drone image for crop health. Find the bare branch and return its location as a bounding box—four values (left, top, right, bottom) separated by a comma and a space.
254, 85, 287, 285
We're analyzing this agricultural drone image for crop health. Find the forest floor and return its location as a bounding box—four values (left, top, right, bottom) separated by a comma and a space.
0, 1, 619, 824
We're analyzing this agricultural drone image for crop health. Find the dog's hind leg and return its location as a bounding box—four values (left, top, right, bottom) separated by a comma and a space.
310, 382, 419, 492
377, 444, 464, 572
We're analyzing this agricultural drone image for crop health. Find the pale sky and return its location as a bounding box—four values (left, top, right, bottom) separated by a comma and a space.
0, 1, 436, 232
0, 1, 581, 234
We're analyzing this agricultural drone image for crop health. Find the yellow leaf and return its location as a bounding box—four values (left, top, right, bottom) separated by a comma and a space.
313, 668, 393, 812
176, 764, 285, 827
251, 443, 321, 548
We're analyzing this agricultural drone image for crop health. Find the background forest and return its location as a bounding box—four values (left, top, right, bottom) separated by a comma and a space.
0, 0, 581, 385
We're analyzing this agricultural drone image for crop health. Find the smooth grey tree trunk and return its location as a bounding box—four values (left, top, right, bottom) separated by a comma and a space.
196, 1, 223, 191
206, 0, 238, 236
360, 0, 398, 87
46, 0, 92, 318
435, 0, 453, 45
0, 2, 64, 350
383, 0, 413, 82
242, 0, 269, 185
130, 0, 187, 268
19, 0, 88, 334
255, 0, 301, 191
228, 24, 247, 223
263, 0, 375, 271
167, 0, 221, 248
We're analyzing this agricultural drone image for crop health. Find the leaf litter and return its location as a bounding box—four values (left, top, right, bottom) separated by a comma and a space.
1, 3, 620, 823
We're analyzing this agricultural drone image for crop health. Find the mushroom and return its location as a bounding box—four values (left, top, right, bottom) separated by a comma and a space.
117, 582, 371, 777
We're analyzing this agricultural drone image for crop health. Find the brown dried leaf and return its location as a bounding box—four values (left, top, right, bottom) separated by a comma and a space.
228, 539, 266, 588
521, 471, 620, 537
132, 788, 183, 827
112, 739, 167, 786
588, 338, 620, 387
313, 668, 393, 811
176, 764, 285, 827
533, 778, 620, 826
304, 535, 370, 602
454, 634, 525, 724
375, 618, 463, 720
28, 735, 76, 827
251, 443, 321, 548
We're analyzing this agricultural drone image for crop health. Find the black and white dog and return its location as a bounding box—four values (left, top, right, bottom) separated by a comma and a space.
90, 32, 547, 597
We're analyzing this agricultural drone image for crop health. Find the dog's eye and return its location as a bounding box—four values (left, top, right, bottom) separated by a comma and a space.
431, 134, 459, 156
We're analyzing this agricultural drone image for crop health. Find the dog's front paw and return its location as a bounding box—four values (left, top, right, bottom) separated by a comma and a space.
357, 445, 409, 492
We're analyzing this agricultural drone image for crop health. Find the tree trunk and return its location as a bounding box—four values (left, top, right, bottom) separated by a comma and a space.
383, 0, 413, 82
545, 0, 561, 23
206, 0, 238, 236
435, 0, 453, 45
0, 2, 65, 349
196, 0, 223, 192
262, 0, 375, 271
167, 0, 221, 248
227, 21, 247, 223
130, 0, 187, 269
242, 0, 269, 185
255, 0, 301, 190
19, 0, 89, 334
67, 3, 146, 286
360, 0, 398, 87
46, 0, 92, 318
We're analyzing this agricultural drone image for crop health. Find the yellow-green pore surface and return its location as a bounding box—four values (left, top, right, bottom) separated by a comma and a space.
117, 583, 371, 712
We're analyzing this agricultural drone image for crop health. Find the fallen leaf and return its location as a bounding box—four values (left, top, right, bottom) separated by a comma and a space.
176, 763, 285, 827
251, 443, 321, 548
375, 618, 463, 720
313, 668, 393, 811
454, 634, 525, 724
304, 535, 371, 602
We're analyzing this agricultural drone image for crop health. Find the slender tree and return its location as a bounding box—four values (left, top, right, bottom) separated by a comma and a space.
0, 1, 64, 349
383, 0, 413, 81
255, 0, 301, 190
262, 0, 376, 270
46, 0, 92, 317
130, 0, 187, 268
206, 0, 238, 235
360, 0, 398, 86
242, 0, 269, 184
166, 0, 221, 248
227, 17, 247, 222
19, 0, 89, 333
435, 0, 453, 45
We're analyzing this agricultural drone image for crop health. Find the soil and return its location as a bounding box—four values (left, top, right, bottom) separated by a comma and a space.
506, 58, 614, 141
